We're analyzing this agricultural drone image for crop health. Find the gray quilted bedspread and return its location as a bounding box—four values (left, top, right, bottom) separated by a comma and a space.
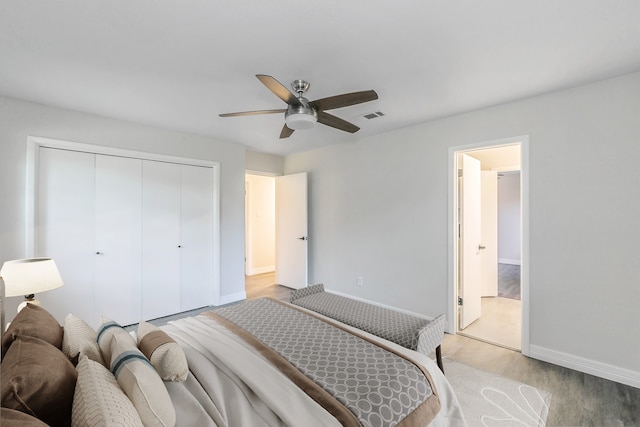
290, 285, 431, 351
212, 298, 437, 427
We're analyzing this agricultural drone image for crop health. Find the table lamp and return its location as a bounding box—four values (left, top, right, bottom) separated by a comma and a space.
0, 257, 64, 314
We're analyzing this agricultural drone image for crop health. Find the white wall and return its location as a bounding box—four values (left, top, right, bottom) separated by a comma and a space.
284, 72, 640, 384
246, 150, 284, 175
498, 172, 521, 264
245, 174, 276, 275
0, 96, 247, 318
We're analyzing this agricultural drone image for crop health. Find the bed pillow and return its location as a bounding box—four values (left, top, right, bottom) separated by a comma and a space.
1, 303, 63, 357
108, 333, 176, 427
1, 407, 50, 426
96, 316, 136, 364
62, 313, 105, 366
1, 335, 77, 427
72, 355, 143, 427
137, 321, 188, 382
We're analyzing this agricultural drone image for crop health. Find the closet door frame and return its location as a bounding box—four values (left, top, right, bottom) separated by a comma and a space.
26, 136, 222, 306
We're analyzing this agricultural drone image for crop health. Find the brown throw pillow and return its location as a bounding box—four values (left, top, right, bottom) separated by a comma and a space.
137, 320, 189, 381
1, 303, 63, 357
0, 407, 50, 426
1, 335, 77, 427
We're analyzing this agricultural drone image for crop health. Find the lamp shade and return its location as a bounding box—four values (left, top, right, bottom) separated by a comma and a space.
0, 258, 64, 297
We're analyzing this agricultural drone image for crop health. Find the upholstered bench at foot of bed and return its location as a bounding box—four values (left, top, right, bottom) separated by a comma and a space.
290, 284, 446, 373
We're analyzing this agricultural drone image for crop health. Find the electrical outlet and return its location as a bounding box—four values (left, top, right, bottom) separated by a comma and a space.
356, 276, 364, 287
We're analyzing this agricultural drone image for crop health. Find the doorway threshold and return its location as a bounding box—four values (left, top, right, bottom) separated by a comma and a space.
457, 331, 521, 352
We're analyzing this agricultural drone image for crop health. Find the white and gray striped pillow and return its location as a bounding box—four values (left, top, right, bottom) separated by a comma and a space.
108, 333, 176, 427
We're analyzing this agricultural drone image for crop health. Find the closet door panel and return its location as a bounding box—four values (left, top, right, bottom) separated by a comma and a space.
37, 148, 95, 324
142, 161, 181, 320
94, 155, 142, 326
180, 165, 214, 310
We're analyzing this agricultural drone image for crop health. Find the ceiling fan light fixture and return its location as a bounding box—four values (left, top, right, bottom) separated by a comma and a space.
285, 104, 317, 130
285, 112, 317, 130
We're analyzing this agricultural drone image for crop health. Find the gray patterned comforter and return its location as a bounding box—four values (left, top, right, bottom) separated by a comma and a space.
208, 298, 441, 427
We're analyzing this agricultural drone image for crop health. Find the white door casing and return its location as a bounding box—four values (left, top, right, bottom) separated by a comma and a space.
449, 136, 529, 356
275, 172, 308, 289
459, 154, 482, 330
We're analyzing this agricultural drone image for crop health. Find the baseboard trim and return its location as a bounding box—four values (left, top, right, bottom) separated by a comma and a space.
498, 258, 521, 265
529, 344, 640, 389
247, 266, 275, 276
218, 291, 246, 306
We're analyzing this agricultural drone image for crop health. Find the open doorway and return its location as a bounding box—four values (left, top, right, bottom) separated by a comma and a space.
245, 173, 277, 297
451, 139, 527, 352
244, 172, 309, 298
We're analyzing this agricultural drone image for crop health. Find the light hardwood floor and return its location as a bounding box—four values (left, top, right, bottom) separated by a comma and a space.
245, 272, 290, 301
245, 273, 640, 426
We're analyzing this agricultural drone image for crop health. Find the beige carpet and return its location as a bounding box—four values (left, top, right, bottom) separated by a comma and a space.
444, 358, 551, 427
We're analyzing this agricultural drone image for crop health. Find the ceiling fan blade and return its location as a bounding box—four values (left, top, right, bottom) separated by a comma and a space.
317, 111, 360, 133
219, 109, 286, 117
279, 124, 295, 139
256, 74, 302, 107
310, 90, 378, 111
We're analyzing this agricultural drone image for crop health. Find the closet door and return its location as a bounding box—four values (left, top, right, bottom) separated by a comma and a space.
180, 165, 214, 310
142, 161, 181, 320
37, 148, 95, 324
94, 155, 142, 326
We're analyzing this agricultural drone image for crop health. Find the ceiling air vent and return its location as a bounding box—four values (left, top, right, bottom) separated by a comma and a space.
363, 111, 385, 120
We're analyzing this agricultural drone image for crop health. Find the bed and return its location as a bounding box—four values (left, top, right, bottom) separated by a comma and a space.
0, 299, 467, 427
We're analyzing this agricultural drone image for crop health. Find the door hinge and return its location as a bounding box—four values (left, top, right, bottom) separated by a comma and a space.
458, 169, 463, 178
458, 297, 463, 306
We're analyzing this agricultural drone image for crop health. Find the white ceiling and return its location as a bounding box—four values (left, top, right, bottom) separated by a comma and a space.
1, 1, 639, 156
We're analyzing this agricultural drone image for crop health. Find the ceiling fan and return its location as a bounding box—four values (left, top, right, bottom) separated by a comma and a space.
219, 75, 379, 139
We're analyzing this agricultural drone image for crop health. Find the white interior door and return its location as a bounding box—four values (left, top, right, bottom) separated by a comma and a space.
37, 148, 95, 324
142, 160, 181, 320
180, 164, 214, 311
94, 155, 142, 326
459, 154, 482, 329
275, 172, 308, 289
481, 170, 498, 297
